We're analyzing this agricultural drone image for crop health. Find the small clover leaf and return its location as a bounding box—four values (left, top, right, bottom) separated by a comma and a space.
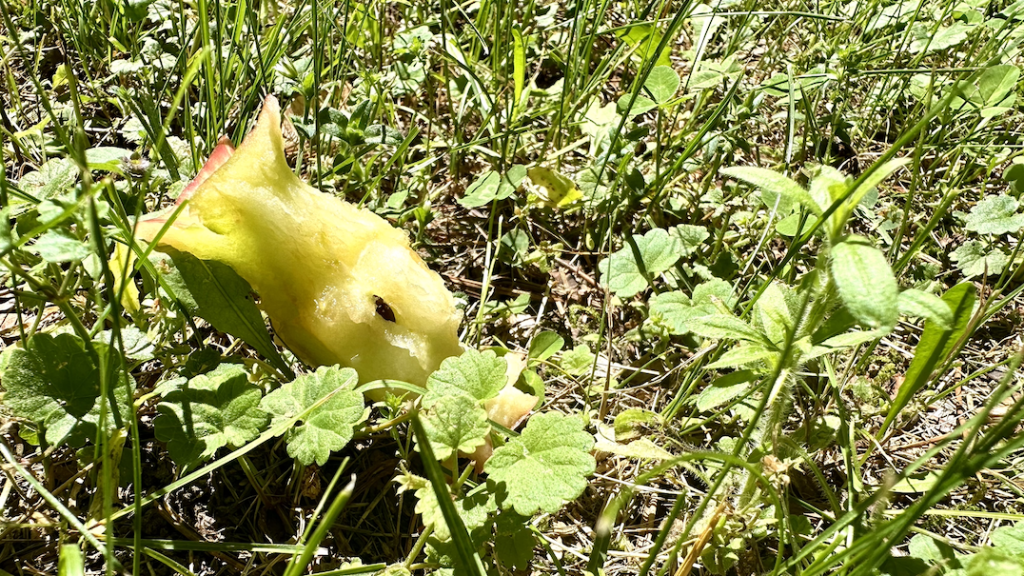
0, 333, 135, 447
964, 195, 1024, 235
155, 364, 268, 471
420, 394, 490, 461
484, 412, 595, 515
260, 366, 364, 466
598, 228, 683, 298
424, 349, 507, 406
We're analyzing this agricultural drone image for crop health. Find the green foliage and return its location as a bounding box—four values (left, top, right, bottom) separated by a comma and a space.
155, 364, 268, 471
0, 334, 135, 447
420, 394, 490, 460
964, 195, 1024, 235
2, 0, 1023, 571
423, 349, 507, 407
598, 228, 684, 298
259, 366, 365, 466
831, 235, 899, 332
484, 412, 595, 515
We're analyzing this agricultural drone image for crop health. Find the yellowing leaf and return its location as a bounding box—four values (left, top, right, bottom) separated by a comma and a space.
527, 166, 582, 208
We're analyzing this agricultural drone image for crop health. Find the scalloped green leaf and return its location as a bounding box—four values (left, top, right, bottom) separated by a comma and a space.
951, 240, 1008, 278
668, 224, 710, 256
484, 412, 595, 515
493, 510, 536, 570
649, 279, 735, 335
0, 333, 134, 448
420, 394, 490, 461
598, 228, 683, 298
155, 364, 268, 471
964, 195, 1024, 235
260, 365, 364, 466
424, 349, 507, 406
399, 474, 498, 542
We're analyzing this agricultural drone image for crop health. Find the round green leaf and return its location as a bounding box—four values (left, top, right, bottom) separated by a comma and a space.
260, 365, 364, 466
420, 394, 489, 461
484, 412, 595, 515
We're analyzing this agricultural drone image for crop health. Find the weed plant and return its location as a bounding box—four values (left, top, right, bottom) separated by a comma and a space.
0, 0, 1023, 573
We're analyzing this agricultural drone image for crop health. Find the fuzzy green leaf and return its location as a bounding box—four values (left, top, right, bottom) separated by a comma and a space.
649, 280, 733, 335
560, 345, 596, 376
756, 282, 793, 345
598, 228, 683, 298
705, 345, 778, 370
424, 349, 507, 406
458, 166, 528, 208
992, 522, 1024, 556
831, 235, 898, 331
668, 224, 710, 256
493, 511, 536, 570
964, 195, 1024, 235
260, 365, 364, 466
686, 314, 766, 343
0, 333, 134, 447
897, 289, 954, 330
528, 331, 564, 362
420, 394, 490, 461
155, 364, 268, 470
696, 370, 756, 411
721, 166, 821, 216
32, 230, 91, 263
399, 474, 498, 541
484, 412, 595, 515
951, 241, 1008, 278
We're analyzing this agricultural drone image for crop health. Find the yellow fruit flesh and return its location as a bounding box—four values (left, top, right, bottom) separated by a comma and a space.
138, 97, 463, 386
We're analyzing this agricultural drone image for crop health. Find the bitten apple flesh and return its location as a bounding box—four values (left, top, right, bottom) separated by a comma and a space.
138, 96, 463, 386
